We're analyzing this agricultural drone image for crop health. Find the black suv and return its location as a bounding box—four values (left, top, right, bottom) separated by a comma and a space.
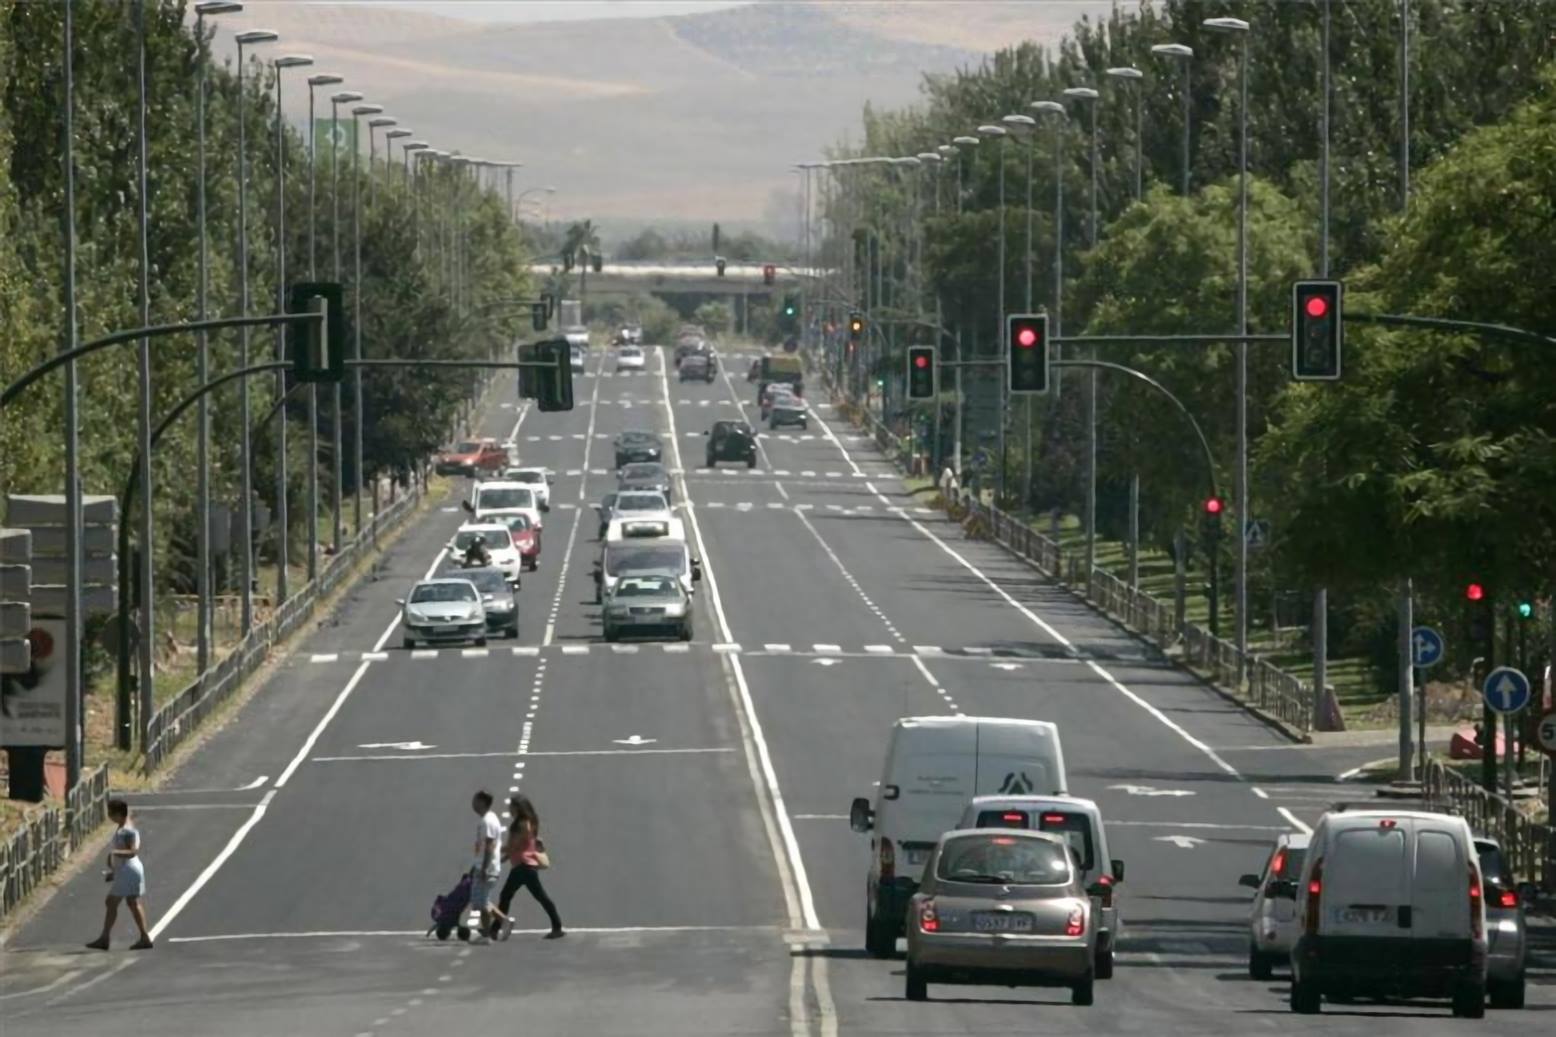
679, 352, 715, 383
706, 420, 757, 468
613, 430, 663, 468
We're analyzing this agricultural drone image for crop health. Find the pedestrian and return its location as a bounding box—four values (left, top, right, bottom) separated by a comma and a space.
495, 794, 564, 940
85, 798, 153, 951
468, 790, 508, 944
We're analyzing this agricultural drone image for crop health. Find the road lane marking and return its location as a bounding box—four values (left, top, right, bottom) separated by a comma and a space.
148, 790, 275, 940
1278, 807, 1313, 833
313, 747, 735, 762
168, 924, 778, 944
542, 350, 604, 646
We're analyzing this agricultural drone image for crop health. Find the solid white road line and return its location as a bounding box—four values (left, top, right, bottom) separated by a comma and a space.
541, 351, 604, 646
1278, 807, 1314, 834
313, 747, 735, 762
148, 790, 275, 940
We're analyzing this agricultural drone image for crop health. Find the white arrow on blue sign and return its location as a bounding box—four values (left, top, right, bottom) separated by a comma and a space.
1481, 666, 1532, 715
1410, 626, 1445, 669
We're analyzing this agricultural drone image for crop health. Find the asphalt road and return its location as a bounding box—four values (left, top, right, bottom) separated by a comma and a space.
2, 345, 1550, 1036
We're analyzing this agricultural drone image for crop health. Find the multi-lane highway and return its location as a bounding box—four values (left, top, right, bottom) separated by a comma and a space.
2, 344, 1548, 1035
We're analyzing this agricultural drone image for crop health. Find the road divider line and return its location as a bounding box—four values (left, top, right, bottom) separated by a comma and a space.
148, 790, 275, 940
273, 662, 373, 788
542, 349, 604, 646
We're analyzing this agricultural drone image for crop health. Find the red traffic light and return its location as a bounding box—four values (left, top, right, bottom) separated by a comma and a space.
1016, 327, 1038, 348
1466, 582, 1485, 602
1304, 295, 1329, 319
913, 354, 929, 369
1204, 497, 1224, 516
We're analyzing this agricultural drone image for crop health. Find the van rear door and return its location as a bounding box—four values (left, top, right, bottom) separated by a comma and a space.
972, 721, 1067, 798
1410, 821, 1472, 938
1322, 820, 1409, 937
879, 719, 978, 871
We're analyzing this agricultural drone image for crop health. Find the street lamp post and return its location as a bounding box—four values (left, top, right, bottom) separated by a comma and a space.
328, 89, 363, 551
304, 71, 342, 584
1204, 15, 1252, 680
271, 54, 314, 608
384, 128, 412, 190
234, 28, 279, 635
1002, 113, 1036, 506
976, 124, 1008, 502
368, 114, 396, 201
1031, 98, 1066, 484
190, 1, 241, 679
1150, 43, 1194, 195
1107, 67, 1144, 202
350, 103, 379, 535
1063, 86, 1100, 577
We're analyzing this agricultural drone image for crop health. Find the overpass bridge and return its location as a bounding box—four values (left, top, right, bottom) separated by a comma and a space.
525, 260, 833, 298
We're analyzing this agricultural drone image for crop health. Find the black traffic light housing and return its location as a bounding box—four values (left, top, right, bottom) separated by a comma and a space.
562, 251, 574, 272
715, 256, 727, 277
518, 338, 574, 412
1007, 313, 1049, 395
288, 281, 345, 383
848, 312, 865, 345
1292, 279, 1343, 381
592, 252, 603, 274
907, 346, 935, 400
762, 263, 776, 286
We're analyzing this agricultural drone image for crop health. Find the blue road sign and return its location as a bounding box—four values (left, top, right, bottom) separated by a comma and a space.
1481, 666, 1532, 715
1410, 626, 1445, 669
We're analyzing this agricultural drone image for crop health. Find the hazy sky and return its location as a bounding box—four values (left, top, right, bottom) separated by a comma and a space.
358, 1, 750, 22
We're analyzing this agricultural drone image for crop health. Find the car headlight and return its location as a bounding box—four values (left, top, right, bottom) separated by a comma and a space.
487, 599, 513, 613
606, 605, 631, 617
663, 602, 688, 617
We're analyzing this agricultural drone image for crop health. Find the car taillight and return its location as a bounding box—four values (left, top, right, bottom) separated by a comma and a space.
1065, 904, 1085, 937
1497, 888, 1518, 909
918, 900, 939, 933
1304, 859, 1323, 935
1271, 848, 1287, 877
879, 840, 895, 881
1470, 867, 1483, 939
1094, 873, 1115, 908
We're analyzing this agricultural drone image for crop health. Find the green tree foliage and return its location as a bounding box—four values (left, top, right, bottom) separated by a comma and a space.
0, 0, 531, 593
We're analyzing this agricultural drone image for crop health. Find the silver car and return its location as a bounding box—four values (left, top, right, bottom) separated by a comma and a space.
906, 829, 1098, 1006
1476, 837, 1530, 1009
1239, 832, 1310, 979
601, 573, 693, 642
399, 578, 486, 650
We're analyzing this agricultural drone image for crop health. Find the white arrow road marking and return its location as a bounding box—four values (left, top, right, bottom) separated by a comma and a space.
358, 741, 436, 751
613, 735, 658, 746
991, 662, 1024, 671
811, 658, 840, 667
1109, 784, 1196, 797
1153, 835, 1207, 849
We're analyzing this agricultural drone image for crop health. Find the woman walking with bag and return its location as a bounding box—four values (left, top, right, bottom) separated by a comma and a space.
86, 798, 154, 950
494, 794, 564, 940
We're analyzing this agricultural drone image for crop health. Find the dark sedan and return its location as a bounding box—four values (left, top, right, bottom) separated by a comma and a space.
613, 430, 663, 468
457, 565, 520, 639
618, 461, 672, 504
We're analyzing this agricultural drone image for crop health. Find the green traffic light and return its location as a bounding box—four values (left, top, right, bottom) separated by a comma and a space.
1518, 601, 1534, 619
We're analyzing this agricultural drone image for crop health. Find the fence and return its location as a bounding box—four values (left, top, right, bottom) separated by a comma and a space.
0, 763, 109, 919
142, 485, 421, 772
1423, 759, 1555, 892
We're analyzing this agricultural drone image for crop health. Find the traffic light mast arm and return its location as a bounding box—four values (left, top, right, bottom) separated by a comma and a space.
1343, 312, 1556, 350
1051, 359, 1220, 504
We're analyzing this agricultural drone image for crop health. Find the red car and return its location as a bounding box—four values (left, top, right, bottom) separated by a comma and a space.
435, 438, 507, 476
497, 513, 541, 571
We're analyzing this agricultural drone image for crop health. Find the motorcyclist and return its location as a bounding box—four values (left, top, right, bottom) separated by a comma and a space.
462, 534, 492, 568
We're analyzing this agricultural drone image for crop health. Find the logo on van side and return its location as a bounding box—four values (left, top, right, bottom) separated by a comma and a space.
998, 771, 1036, 795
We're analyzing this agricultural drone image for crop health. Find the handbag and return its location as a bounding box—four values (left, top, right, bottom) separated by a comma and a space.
532, 836, 551, 871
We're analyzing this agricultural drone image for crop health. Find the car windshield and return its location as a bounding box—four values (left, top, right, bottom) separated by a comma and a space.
937, 834, 1072, 886
620, 464, 665, 481
605, 544, 686, 577
476, 488, 533, 510
410, 582, 477, 604
1476, 842, 1507, 885
613, 576, 678, 598
461, 568, 510, 594
619, 432, 658, 445
453, 441, 480, 454
621, 347, 642, 357
453, 528, 512, 550
500, 513, 533, 532
616, 493, 667, 512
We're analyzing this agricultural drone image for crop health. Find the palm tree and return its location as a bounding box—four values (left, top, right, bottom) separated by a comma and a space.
562, 219, 601, 315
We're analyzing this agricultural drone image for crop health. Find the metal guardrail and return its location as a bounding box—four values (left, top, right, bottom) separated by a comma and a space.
0, 764, 108, 919
142, 487, 420, 772
1424, 759, 1555, 893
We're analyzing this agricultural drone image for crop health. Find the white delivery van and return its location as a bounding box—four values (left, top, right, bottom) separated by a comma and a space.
1290, 807, 1487, 1017
956, 794, 1124, 979
849, 716, 1067, 957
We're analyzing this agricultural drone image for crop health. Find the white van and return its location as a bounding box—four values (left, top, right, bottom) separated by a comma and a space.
594, 529, 700, 603
956, 795, 1123, 979
849, 716, 1067, 957
467, 482, 542, 530
1290, 807, 1487, 1017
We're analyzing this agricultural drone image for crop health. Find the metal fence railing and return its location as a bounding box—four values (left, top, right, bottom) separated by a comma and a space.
0, 764, 108, 919
142, 486, 421, 773
1423, 758, 1554, 892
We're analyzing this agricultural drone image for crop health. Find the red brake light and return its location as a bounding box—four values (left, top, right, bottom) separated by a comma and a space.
1002, 812, 1026, 823
1304, 859, 1324, 935
1470, 866, 1484, 939
1065, 904, 1085, 937
992, 837, 1016, 846
1041, 813, 1067, 824
1378, 819, 1397, 829
1271, 848, 1288, 876
918, 900, 939, 933
1498, 889, 1518, 909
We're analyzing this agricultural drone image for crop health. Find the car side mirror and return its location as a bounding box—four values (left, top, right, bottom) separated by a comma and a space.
395, 598, 405, 606
849, 797, 874, 833
692, 561, 703, 582
461, 500, 474, 514
1110, 859, 1125, 883
1238, 873, 1261, 890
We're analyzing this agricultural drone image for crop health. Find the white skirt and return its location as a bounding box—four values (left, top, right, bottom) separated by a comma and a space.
110, 857, 145, 898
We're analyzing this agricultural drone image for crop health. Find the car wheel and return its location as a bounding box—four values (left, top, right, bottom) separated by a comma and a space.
705, 454, 715, 468
603, 626, 618, 643
904, 960, 928, 1002
1452, 982, 1487, 1018
1095, 947, 1115, 980
473, 636, 487, 648
402, 635, 415, 650
1489, 975, 1526, 1010
1071, 970, 1095, 1007
864, 907, 895, 959
1248, 944, 1273, 981
507, 624, 520, 640
746, 456, 757, 469
1289, 978, 1321, 1014
680, 622, 693, 642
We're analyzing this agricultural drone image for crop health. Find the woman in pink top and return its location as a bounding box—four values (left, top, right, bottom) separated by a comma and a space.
496, 795, 564, 939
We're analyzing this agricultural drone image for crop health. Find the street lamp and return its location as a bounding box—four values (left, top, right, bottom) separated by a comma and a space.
271, 54, 313, 606
1150, 44, 1194, 195
976, 123, 1010, 502
1030, 97, 1066, 485
234, 27, 278, 635
1107, 66, 1144, 202
302, 72, 341, 583
367, 114, 396, 190
1060, 87, 1100, 247
1204, 14, 1252, 677
402, 139, 429, 183
328, 89, 363, 551
1063, 86, 1102, 573
350, 104, 379, 535
384, 127, 412, 188
191, 0, 243, 675
951, 136, 979, 214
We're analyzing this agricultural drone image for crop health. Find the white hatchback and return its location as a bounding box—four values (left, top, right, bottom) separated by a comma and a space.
616, 345, 646, 371
501, 466, 553, 511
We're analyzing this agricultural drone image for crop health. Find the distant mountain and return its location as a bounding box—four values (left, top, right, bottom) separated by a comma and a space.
214, 1, 1106, 234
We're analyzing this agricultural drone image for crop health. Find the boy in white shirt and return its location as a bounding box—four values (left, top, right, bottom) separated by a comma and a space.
469, 790, 509, 942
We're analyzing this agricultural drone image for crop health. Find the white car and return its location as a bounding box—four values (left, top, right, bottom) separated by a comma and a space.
616, 345, 646, 372
448, 523, 524, 584
467, 481, 543, 531
399, 578, 485, 649
1239, 832, 1310, 980
501, 466, 553, 511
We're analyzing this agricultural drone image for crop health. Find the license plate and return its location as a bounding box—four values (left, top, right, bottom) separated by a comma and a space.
432, 625, 457, 634
973, 912, 1035, 933
1340, 906, 1392, 924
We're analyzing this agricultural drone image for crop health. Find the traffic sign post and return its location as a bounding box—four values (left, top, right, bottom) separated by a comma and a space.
1410, 626, 1444, 669
1482, 666, 1532, 715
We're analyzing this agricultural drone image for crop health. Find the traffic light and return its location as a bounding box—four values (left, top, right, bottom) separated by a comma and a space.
1204, 496, 1224, 518
592, 252, 603, 274
518, 338, 574, 412
848, 312, 865, 344
531, 301, 548, 332
1467, 581, 1494, 651
782, 294, 798, 319
1007, 313, 1049, 395
1517, 599, 1534, 620
562, 251, 574, 272
762, 263, 776, 286
288, 281, 345, 383
1292, 279, 1343, 381
715, 256, 727, 277
907, 346, 935, 400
